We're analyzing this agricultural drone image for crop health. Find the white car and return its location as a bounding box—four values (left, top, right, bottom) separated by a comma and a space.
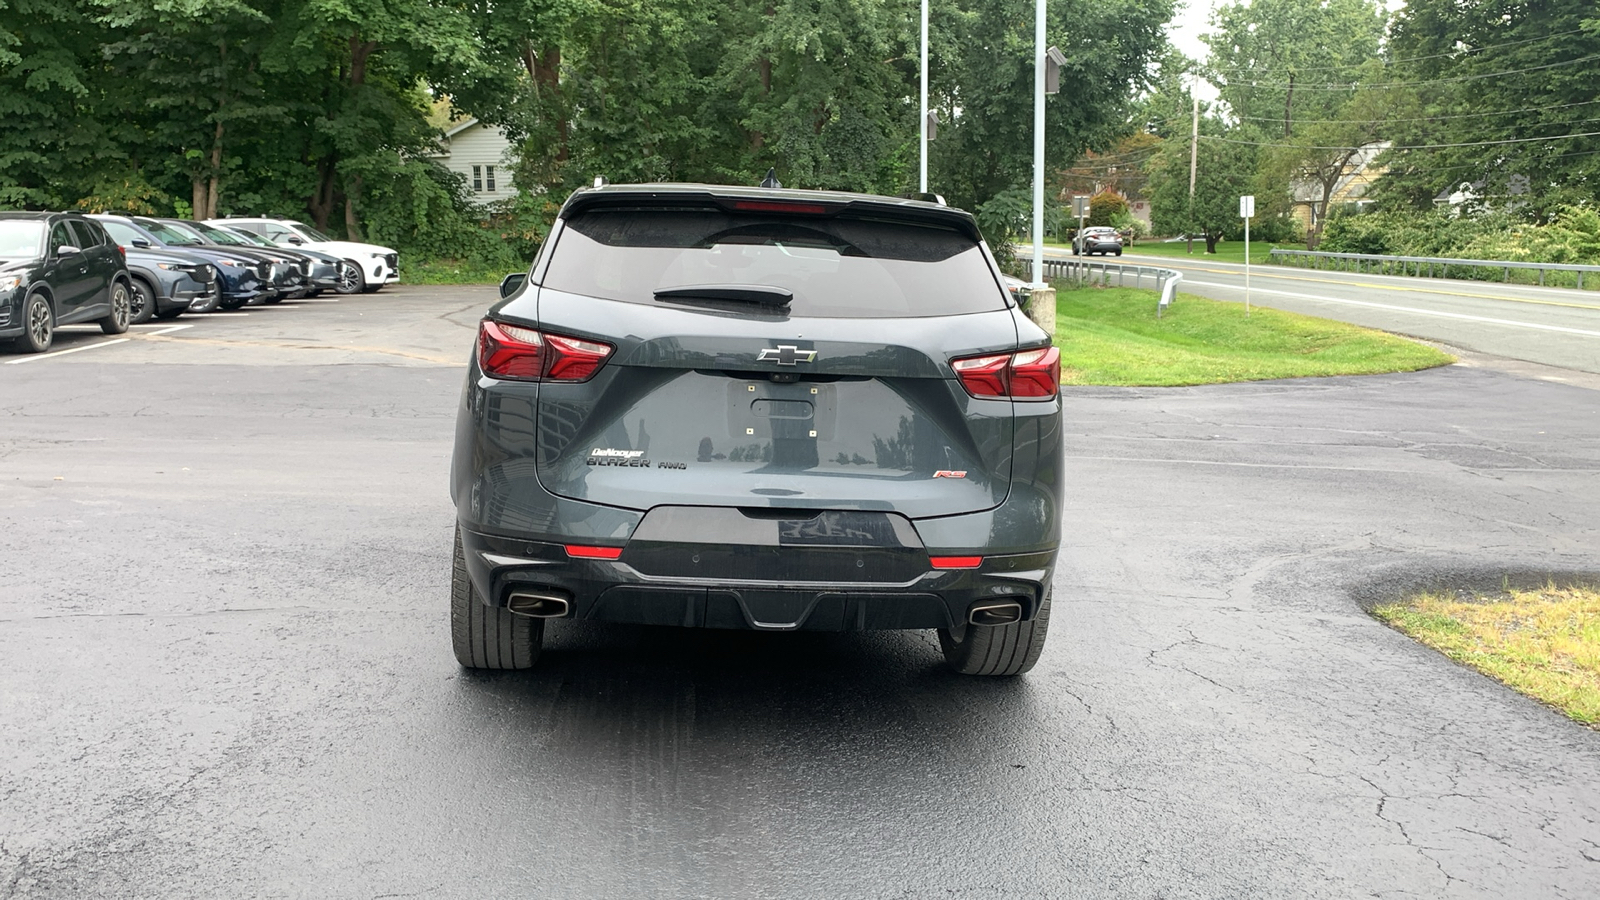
206, 218, 397, 294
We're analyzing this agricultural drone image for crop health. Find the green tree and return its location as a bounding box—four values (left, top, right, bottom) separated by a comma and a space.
1378, 0, 1600, 215
0, 0, 111, 206
929, 0, 1174, 217
1202, 0, 1386, 135
1147, 119, 1257, 252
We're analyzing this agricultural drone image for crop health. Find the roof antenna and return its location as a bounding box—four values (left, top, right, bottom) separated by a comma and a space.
760, 168, 781, 189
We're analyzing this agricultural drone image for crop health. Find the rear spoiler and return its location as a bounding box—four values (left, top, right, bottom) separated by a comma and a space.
559, 184, 984, 244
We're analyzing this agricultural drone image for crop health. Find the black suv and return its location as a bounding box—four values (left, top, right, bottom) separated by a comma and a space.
450, 184, 1063, 676
1, 212, 132, 353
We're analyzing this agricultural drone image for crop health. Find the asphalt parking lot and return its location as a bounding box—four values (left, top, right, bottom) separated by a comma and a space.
2, 286, 1598, 898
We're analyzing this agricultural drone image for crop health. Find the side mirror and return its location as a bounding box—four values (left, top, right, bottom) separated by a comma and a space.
56, 245, 81, 257
131, 239, 151, 249
285, 236, 304, 245
499, 272, 528, 298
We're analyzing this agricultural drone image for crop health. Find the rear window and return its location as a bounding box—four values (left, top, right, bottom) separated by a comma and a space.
543, 210, 1005, 318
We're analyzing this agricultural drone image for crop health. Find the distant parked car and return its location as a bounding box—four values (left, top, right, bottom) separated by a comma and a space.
1, 212, 131, 352
1073, 226, 1122, 256
214, 218, 397, 294
91, 215, 267, 311
95, 216, 217, 322
209, 224, 345, 296
158, 220, 308, 303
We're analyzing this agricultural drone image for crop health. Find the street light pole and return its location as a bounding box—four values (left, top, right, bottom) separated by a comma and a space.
920, 0, 929, 193
1187, 85, 1198, 255
1031, 0, 1045, 286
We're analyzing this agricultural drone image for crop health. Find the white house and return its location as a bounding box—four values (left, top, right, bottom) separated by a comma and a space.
434, 118, 517, 204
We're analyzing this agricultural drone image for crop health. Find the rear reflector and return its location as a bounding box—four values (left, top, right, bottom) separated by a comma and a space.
565, 545, 623, 560
478, 319, 613, 382
930, 556, 983, 570
951, 346, 1060, 400
731, 200, 831, 214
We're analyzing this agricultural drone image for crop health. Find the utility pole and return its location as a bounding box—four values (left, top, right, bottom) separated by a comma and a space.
919, 0, 929, 193
1030, 0, 1046, 286
1187, 86, 1198, 255
1283, 73, 1294, 138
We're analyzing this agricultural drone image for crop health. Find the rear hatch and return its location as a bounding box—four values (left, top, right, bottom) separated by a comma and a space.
523, 198, 1024, 519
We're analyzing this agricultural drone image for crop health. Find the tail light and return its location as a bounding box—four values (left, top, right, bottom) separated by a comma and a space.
951, 347, 1060, 400
478, 319, 613, 382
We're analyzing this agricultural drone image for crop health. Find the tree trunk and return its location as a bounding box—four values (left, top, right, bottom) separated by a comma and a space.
205, 120, 224, 219
344, 174, 363, 240
348, 36, 378, 87
529, 44, 568, 164
309, 157, 337, 231
1205, 231, 1219, 254
192, 178, 207, 218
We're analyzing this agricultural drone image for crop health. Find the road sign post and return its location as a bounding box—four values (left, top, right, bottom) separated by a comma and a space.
1071, 195, 1089, 283
1240, 195, 1255, 317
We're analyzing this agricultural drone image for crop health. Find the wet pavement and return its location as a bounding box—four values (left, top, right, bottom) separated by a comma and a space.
2, 286, 1598, 898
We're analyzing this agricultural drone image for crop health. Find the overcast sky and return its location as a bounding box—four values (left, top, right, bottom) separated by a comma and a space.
1170, 0, 1410, 62
1169, 0, 1214, 62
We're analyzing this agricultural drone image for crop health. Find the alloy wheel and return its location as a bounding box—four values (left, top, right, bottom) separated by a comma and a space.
335, 262, 363, 294
107, 283, 131, 331
27, 296, 52, 351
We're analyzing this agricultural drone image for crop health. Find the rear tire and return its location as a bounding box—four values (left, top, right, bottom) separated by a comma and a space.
99, 281, 130, 335
939, 590, 1052, 676
451, 525, 541, 670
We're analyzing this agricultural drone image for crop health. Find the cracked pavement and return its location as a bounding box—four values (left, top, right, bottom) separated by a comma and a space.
1, 286, 1597, 898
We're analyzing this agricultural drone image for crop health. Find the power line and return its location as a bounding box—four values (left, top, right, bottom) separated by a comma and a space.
1226, 98, 1600, 127
1202, 130, 1600, 151
1383, 146, 1600, 176
1213, 53, 1600, 91
1200, 27, 1591, 77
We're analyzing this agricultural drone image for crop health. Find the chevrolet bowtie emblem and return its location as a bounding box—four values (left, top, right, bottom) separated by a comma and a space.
757, 345, 817, 366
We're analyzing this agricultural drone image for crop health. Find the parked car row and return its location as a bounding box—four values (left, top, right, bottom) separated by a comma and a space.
1, 211, 398, 352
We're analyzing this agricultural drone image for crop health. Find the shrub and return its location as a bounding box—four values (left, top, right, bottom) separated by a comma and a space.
1087, 190, 1128, 227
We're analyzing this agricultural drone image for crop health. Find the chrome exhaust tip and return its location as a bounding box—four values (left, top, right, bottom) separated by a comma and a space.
506, 591, 571, 619
967, 600, 1023, 627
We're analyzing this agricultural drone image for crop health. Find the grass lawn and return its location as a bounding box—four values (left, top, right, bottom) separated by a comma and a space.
1052, 283, 1453, 386
1118, 240, 1296, 265
405, 258, 519, 285
1374, 583, 1600, 729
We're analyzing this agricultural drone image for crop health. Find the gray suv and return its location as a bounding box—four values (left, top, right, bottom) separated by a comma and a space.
449, 184, 1062, 675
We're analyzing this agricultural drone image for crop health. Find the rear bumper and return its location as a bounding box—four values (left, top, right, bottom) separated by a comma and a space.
460, 525, 1054, 632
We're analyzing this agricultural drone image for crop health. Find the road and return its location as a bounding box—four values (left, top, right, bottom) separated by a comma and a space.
1029, 245, 1600, 376
2, 287, 1598, 898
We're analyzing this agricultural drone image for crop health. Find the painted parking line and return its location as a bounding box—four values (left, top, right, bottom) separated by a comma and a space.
1184, 279, 1600, 339
4, 338, 131, 365
3, 323, 196, 365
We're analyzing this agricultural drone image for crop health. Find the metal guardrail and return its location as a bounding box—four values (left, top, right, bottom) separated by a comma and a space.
1040, 258, 1185, 316
1269, 248, 1600, 290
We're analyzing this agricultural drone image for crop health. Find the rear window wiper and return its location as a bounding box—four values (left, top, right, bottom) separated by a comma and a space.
653, 284, 793, 308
